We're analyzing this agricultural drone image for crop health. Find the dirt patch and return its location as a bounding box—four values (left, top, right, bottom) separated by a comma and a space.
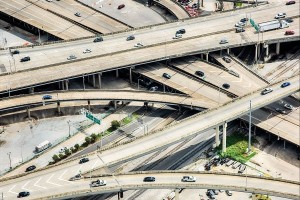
0, 140, 6, 147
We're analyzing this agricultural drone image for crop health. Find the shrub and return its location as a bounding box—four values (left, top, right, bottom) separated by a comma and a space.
52, 154, 60, 162
74, 144, 80, 150
91, 133, 97, 143
85, 136, 91, 144
111, 120, 120, 130
64, 148, 71, 156
70, 147, 76, 153
58, 153, 65, 159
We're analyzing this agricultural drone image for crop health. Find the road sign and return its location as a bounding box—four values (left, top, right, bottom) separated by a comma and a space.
250, 19, 259, 31
86, 113, 101, 125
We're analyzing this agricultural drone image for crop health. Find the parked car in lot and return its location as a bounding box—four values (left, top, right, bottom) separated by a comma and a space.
238, 164, 246, 173
18, 191, 30, 198
90, 179, 106, 187
225, 159, 234, 166
118, 4, 125, 9
281, 82, 290, 87
134, 42, 144, 47
162, 73, 171, 79
79, 157, 89, 164
83, 49, 92, 53
25, 165, 36, 172
20, 56, 30, 62
93, 37, 103, 42
261, 88, 273, 95
232, 161, 241, 169
42, 94, 52, 100
69, 174, 82, 181
67, 54, 77, 60
182, 176, 196, 182
285, 30, 295, 35
126, 35, 135, 41
206, 189, 216, 199
226, 190, 233, 196
222, 56, 231, 63
275, 108, 286, 114
284, 103, 294, 110
286, 0, 296, 5
195, 70, 205, 77
275, 12, 286, 19
143, 176, 155, 182
219, 38, 228, 44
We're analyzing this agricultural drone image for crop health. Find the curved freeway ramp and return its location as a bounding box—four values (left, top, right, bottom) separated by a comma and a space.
154, 0, 190, 19
0, 90, 217, 112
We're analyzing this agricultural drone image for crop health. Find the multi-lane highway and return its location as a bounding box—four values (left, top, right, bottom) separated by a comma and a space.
0, 76, 298, 200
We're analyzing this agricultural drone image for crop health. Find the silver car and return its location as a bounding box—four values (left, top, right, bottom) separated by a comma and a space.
67, 55, 77, 60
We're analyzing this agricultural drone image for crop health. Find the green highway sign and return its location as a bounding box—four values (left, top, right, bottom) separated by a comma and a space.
250, 19, 259, 31
86, 113, 101, 125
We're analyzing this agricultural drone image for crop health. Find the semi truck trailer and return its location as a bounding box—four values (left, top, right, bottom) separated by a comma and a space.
258, 20, 289, 32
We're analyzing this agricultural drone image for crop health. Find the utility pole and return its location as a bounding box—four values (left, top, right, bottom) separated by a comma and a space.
67, 120, 71, 138
7, 152, 12, 170
248, 100, 252, 153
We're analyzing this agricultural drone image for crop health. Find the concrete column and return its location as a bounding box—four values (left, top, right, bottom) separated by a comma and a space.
206, 53, 209, 61
163, 84, 166, 93
215, 126, 220, 146
129, 67, 133, 85
144, 102, 149, 108
65, 80, 69, 90
88, 100, 91, 111
116, 69, 119, 78
57, 101, 61, 114
283, 140, 286, 149
92, 75, 96, 88
253, 126, 256, 136
268, 132, 271, 141
178, 105, 182, 113
29, 87, 34, 94
200, 54, 203, 60
227, 48, 230, 54
276, 42, 280, 55
98, 73, 102, 89
222, 122, 227, 153
114, 101, 117, 110
58, 81, 61, 90
27, 107, 30, 118
257, 43, 260, 60
264, 44, 269, 57
175, 189, 180, 200
254, 44, 258, 62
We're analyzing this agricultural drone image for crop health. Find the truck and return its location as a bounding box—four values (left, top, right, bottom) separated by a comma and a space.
258, 20, 289, 32
35, 140, 51, 153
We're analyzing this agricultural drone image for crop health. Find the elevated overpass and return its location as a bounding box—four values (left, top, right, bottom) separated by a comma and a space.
0, 76, 298, 200
0, 0, 94, 40
154, 0, 190, 19
0, 90, 217, 113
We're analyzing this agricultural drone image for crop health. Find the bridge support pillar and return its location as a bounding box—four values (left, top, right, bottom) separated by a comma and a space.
88, 100, 91, 111
222, 121, 227, 153
227, 48, 230, 55
92, 75, 96, 88
98, 73, 102, 89
82, 75, 85, 90
214, 126, 220, 147
116, 69, 119, 78
114, 101, 117, 110
276, 42, 280, 55
129, 67, 133, 85
254, 44, 258, 63
206, 53, 209, 62
178, 105, 182, 113
175, 189, 180, 200
57, 101, 61, 115
264, 43, 270, 62
283, 140, 286, 149
65, 80, 69, 90
26, 107, 30, 118
200, 54, 203, 60
163, 84, 166, 93
29, 87, 34, 94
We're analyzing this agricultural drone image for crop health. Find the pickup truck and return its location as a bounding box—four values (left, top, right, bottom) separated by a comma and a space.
90, 179, 106, 187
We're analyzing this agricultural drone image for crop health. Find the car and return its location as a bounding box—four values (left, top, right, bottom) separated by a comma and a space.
275, 108, 286, 114
46, 0, 53, 2
222, 83, 230, 89
67, 54, 77, 60
219, 39, 228, 44
42, 94, 52, 100
163, 73, 171, 79
225, 159, 234, 166
225, 190, 232, 196
238, 164, 246, 173
173, 34, 182, 39
20, 56, 30, 62
235, 21, 245, 27
222, 56, 231, 63
12, 50, 20, 54
118, 4, 125, 9
176, 29, 186, 34
69, 174, 82, 181
90, 179, 107, 187
206, 189, 215, 199
143, 176, 155, 182
149, 86, 158, 92
212, 189, 219, 195
74, 12, 81, 17
17, 191, 30, 198
195, 70, 205, 77
25, 165, 36, 172
281, 82, 290, 87
284, 103, 294, 110
181, 176, 196, 182
79, 157, 89, 164
261, 88, 273, 95
285, 18, 294, 23
93, 37, 103, 42
134, 42, 144, 47
285, 30, 295, 35
126, 35, 135, 41
275, 12, 286, 19
286, 0, 296, 5
236, 27, 245, 33
240, 17, 248, 22
83, 49, 92, 53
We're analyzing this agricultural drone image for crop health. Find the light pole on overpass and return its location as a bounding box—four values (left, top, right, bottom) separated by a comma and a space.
248, 100, 252, 153
67, 120, 71, 138
7, 152, 12, 170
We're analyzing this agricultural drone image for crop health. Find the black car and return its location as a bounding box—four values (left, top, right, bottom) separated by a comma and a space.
143, 176, 155, 182
286, 0, 295, 5
240, 17, 248, 22
20, 56, 30, 62
126, 35, 135, 41
79, 157, 89, 164
222, 83, 230, 89
195, 70, 205, 77
12, 50, 20, 54
25, 165, 36, 172
176, 29, 186, 34
225, 190, 232, 196
285, 18, 294, 23
162, 73, 171, 79
93, 37, 103, 42
18, 191, 30, 198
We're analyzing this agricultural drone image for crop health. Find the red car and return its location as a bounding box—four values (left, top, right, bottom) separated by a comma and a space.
285, 30, 295, 35
286, 0, 295, 5
118, 4, 125, 9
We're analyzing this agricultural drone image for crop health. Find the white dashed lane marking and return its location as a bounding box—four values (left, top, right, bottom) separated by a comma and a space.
34, 177, 47, 189
22, 181, 33, 191
47, 174, 62, 187
8, 185, 18, 194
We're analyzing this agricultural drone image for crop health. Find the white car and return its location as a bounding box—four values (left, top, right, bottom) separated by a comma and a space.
235, 21, 245, 27
90, 179, 106, 187
83, 49, 92, 53
275, 108, 286, 114
134, 42, 144, 47
261, 88, 273, 95
275, 12, 286, 19
181, 176, 196, 182
173, 34, 182, 39
67, 55, 77, 60
69, 174, 82, 181
46, 0, 53, 2
284, 103, 294, 110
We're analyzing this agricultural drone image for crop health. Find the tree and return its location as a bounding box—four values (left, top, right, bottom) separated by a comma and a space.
111, 120, 120, 130
85, 136, 91, 144
52, 154, 60, 162
64, 148, 71, 156
74, 144, 80, 150
70, 147, 76, 153
59, 153, 64, 159
91, 133, 97, 143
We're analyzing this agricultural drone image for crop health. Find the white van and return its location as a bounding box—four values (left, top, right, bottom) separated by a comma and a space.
35, 140, 51, 153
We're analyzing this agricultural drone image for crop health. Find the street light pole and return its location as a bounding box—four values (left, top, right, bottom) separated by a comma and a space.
67, 120, 71, 138
7, 152, 12, 170
248, 100, 252, 153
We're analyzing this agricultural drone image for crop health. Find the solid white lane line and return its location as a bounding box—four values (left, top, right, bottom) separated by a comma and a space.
8, 185, 18, 194
34, 177, 47, 189
46, 174, 62, 187
21, 181, 33, 191
91, 160, 99, 170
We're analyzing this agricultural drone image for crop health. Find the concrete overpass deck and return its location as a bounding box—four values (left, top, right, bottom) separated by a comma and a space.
154, 0, 190, 19
0, 0, 94, 40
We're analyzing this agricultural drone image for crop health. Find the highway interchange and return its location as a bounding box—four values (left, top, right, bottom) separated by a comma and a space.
0, 0, 299, 199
